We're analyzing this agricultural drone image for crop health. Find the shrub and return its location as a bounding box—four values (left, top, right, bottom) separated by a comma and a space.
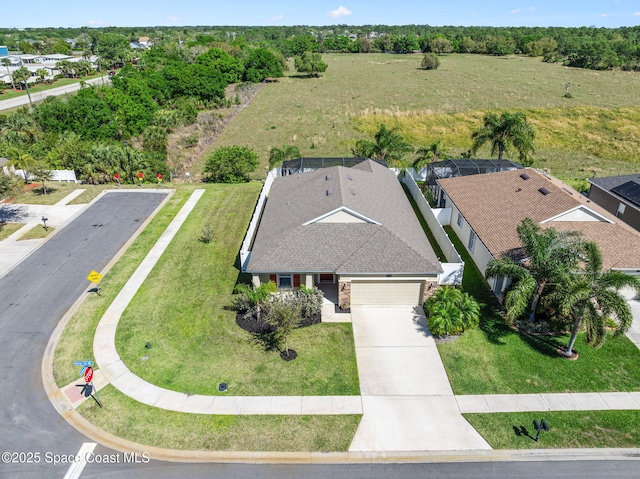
203, 145, 258, 183
294, 284, 324, 318
421, 52, 440, 70
424, 286, 480, 336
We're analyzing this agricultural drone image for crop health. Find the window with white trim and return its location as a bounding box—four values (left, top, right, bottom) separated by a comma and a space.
456, 211, 463, 228
617, 202, 626, 217
468, 230, 476, 253
278, 274, 293, 288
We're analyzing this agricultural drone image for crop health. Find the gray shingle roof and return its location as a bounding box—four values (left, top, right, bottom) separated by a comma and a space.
589, 174, 640, 192
246, 160, 442, 274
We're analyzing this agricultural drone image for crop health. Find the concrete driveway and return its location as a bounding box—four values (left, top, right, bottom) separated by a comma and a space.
348, 306, 491, 452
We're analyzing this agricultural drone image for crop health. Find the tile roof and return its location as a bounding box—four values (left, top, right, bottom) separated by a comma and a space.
246, 160, 442, 274
438, 168, 640, 270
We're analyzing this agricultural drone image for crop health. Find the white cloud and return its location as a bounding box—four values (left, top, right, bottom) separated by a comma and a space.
601, 13, 610, 17
634, 12, 640, 16
511, 8, 522, 14
272, 14, 284, 20
166, 15, 179, 22
327, 6, 353, 19
86, 19, 108, 26
528, 6, 536, 12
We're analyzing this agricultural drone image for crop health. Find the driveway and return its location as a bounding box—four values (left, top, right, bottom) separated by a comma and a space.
348, 306, 491, 452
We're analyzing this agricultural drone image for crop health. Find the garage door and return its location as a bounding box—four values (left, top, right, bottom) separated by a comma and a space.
351, 281, 422, 306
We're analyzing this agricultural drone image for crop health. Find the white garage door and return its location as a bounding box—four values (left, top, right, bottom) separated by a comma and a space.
351, 281, 422, 306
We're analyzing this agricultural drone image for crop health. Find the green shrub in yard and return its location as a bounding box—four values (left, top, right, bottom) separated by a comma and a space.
425, 285, 480, 336
293, 284, 324, 319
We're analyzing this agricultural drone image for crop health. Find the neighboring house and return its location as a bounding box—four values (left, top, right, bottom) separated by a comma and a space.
244, 159, 443, 307
280, 157, 385, 176
138, 37, 150, 47
438, 168, 640, 294
588, 174, 640, 233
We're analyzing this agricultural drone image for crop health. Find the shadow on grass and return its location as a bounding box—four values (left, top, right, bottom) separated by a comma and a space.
233, 252, 252, 289
512, 425, 535, 441
32, 186, 58, 196
519, 331, 568, 358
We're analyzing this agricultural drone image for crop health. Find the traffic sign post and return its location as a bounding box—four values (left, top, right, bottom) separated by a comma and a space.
84, 366, 94, 383
87, 270, 102, 296
73, 360, 102, 408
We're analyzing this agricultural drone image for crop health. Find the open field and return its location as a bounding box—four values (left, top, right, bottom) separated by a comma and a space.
207, 53, 640, 183
437, 226, 640, 395
465, 410, 640, 449
78, 385, 360, 451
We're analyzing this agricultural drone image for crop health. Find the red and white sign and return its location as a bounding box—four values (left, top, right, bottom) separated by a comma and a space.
84, 366, 94, 383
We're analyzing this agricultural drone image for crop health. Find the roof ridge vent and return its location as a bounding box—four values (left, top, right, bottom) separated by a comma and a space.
539, 187, 551, 195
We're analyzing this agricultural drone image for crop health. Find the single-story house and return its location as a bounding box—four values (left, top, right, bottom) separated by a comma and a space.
587, 174, 640, 233
437, 168, 640, 294
244, 159, 443, 307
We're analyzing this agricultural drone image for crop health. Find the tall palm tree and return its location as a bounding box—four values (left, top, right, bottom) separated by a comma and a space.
268, 144, 300, 169
1, 58, 16, 90
551, 242, 640, 358
471, 111, 535, 166
352, 124, 414, 168
413, 140, 449, 171
7, 147, 37, 183
36, 68, 48, 84
486, 218, 585, 323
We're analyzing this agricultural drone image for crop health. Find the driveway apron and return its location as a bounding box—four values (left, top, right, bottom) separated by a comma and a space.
348, 306, 491, 452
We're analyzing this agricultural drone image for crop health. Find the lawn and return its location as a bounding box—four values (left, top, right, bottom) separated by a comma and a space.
78, 385, 361, 452
465, 411, 640, 449
0, 222, 24, 240
18, 225, 54, 240
0, 74, 102, 101
207, 53, 640, 184
437, 226, 640, 395
115, 182, 360, 396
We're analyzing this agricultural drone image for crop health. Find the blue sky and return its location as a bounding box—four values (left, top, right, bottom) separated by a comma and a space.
4, 1, 640, 28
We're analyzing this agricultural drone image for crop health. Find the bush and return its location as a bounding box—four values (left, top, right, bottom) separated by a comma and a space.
202, 145, 259, 183
294, 284, 324, 318
421, 53, 440, 70
424, 286, 480, 336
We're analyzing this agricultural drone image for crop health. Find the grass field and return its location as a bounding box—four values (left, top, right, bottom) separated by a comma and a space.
78, 385, 361, 451
18, 225, 54, 240
0, 222, 24, 240
0, 74, 102, 101
207, 53, 640, 184
465, 410, 640, 449
437, 226, 640, 395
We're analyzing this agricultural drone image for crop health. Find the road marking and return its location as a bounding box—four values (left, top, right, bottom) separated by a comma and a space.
63, 442, 96, 479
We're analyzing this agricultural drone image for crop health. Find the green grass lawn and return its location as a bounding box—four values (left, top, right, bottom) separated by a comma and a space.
0, 222, 24, 240
0, 74, 102, 101
18, 225, 54, 240
78, 385, 361, 452
438, 226, 640, 395
115, 182, 360, 396
208, 53, 640, 183
465, 411, 640, 449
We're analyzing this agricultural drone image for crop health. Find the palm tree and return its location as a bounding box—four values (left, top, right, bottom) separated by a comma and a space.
424, 286, 480, 336
471, 111, 535, 166
352, 124, 414, 168
1, 58, 16, 90
551, 242, 640, 358
6, 147, 37, 183
413, 140, 449, 171
36, 68, 48, 84
268, 144, 300, 169
485, 218, 585, 323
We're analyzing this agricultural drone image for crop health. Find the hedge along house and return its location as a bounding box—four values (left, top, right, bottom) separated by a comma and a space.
437, 168, 640, 296
243, 159, 443, 308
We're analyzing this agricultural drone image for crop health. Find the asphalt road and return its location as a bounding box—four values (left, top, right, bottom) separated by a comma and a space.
0, 76, 110, 111
0, 191, 167, 478
1, 189, 639, 478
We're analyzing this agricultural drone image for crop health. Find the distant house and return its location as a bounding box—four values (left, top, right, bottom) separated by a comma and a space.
437, 168, 640, 294
138, 36, 150, 47
244, 160, 444, 307
588, 174, 640, 233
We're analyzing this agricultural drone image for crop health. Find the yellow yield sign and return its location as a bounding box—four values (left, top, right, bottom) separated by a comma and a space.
87, 270, 103, 284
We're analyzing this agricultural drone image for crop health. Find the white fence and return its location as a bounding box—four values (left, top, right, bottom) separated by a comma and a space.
401, 173, 464, 285
4, 167, 78, 183
239, 170, 277, 272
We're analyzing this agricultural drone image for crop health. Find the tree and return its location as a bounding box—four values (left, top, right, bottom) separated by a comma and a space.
95, 33, 131, 69
268, 144, 300, 168
36, 68, 48, 83
352, 124, 414, 168
551, 242, 640, 358
424, 286, 480, 336
421, 52, 440, 70
51, 39, 72, 55
265, 298, 302, 359
1, 58, 16, 90
413, 141, 448, 171
203, 145, 259, 183
243, 48, 283, 82
471, 111, 536, 166
294, 51, 328, 77
486, 218, 585, 323
6, 147, 37, 183
12, 66, 31, 90
30, 162, 53, 195
430, 37, 453, 54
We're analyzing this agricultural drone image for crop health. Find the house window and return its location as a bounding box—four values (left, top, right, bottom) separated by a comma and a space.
456, 211, 463, 228
617, 203, 626, 217
468, 230, 476, 253
278, 274, 293, 289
